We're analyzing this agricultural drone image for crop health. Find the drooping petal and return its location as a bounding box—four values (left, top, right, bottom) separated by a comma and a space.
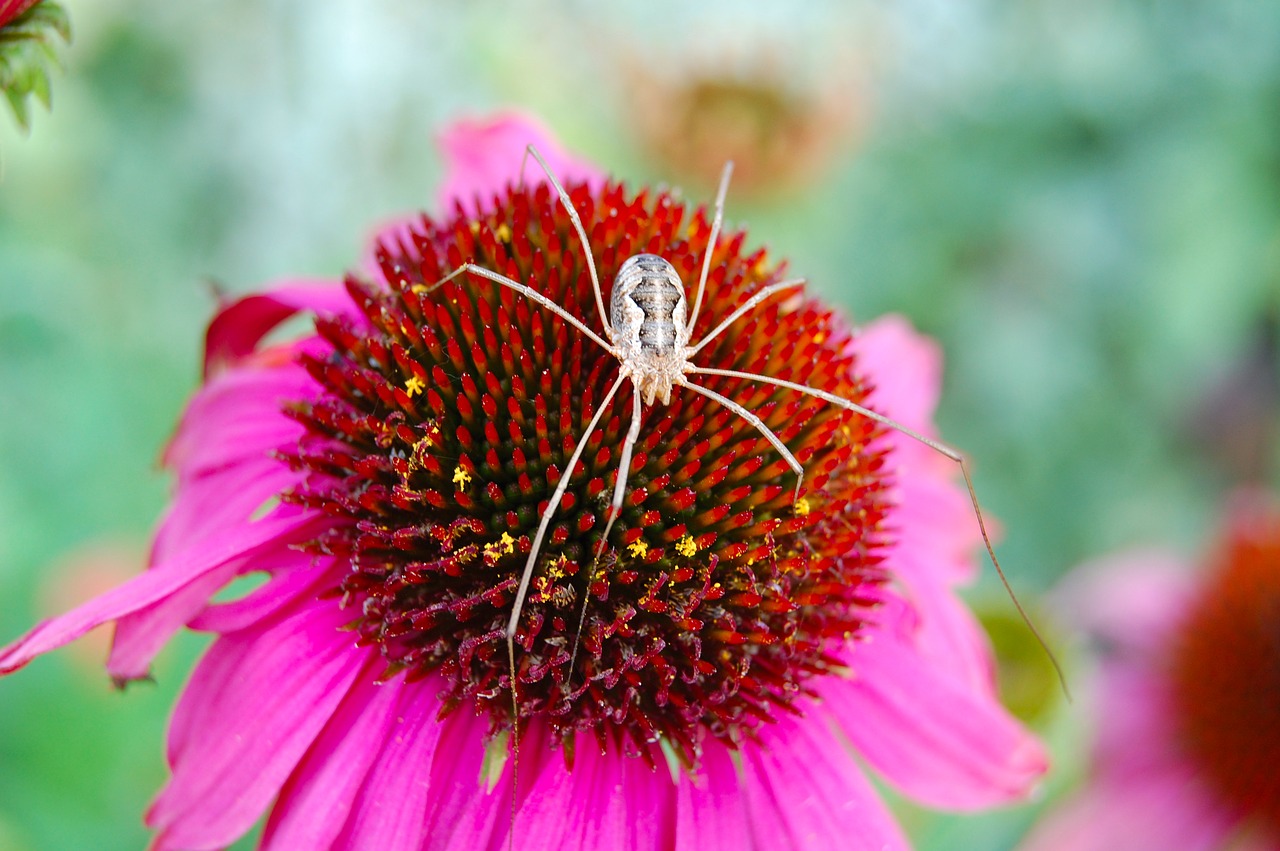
0, 510, 314, 676
884, 543, 995, 693
187, 556, 334, 635
108, 472, 303, 679
435, 112, 605, 218
676, 742, 753, 851
821, 615, 1047, 810
148, 597, 372, 850
740, 713, 909, 851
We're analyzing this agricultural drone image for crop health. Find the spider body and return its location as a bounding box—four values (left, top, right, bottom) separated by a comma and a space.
612, 253, 690, 405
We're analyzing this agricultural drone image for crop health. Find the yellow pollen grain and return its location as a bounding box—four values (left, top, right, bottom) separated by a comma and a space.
469, 221, 481, 234
675, 536, 698, 557
814, 333, 825, 344
495, 223, 512, 243
794, 498, 811, 517
452, 466, 471, 488
499, 532, 515, 554
628, 539, 649, 558
410, 284, 428, 295
404, 375, 426, 397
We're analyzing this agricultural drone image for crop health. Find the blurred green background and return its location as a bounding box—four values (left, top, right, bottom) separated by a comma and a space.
1, 1, 1277, 848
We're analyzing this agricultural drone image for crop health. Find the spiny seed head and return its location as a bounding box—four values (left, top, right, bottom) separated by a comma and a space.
281, 178, 894, 763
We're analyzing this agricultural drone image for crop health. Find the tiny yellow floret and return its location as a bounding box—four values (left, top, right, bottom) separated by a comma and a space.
628, 539, 649, 558
404, 376, 426, 397
499, 532, 515, 554
453, 466, 471, 488
675, 536, 698, 557
495, 223, 512, 243
794, 498, 811, 517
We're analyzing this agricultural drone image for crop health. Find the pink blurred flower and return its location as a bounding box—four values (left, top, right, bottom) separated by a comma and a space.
1021, 494, 1280, 851
1, 113, 1044, 849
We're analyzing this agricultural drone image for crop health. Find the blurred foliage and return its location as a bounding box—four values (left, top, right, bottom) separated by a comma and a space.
1, 1, 1278, 849
0, 1, 70, 131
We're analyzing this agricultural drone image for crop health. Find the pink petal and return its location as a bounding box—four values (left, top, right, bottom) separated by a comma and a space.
163, 362, 314, 478
422, 708, 512, 851
149, 598, 371, 850
151, 464, 297, 565
330, 678, 447, 851
511, 738, 677, 851
0, 510, 313, 676
820, 621, 1047, 810
740, 714, 909, 851
1051, 548, 1195, 655
435, 112, 605, 218
108, 473, 303, 680
1090, 665, 1182, 780
1017, 765, 1237, 851
676, 742, 753, 851
883, 546, 995, 693
187, 556, 333, 635
261, 673, 405, 850
852, 314, 944, 440
203, 283, 353, 378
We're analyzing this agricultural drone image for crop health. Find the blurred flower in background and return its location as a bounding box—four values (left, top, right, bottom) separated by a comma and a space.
1, 113, 1044, 851
622, 53, 864, 199
1022, 492, 1280, 851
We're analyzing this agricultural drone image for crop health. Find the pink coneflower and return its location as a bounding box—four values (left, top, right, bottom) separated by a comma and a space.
1, 113, 1044, 849
1021, 493, 1280, 851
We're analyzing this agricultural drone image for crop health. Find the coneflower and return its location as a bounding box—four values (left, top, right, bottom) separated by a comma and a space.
1022, 492, 1280, 851
1, 112, 1045, 850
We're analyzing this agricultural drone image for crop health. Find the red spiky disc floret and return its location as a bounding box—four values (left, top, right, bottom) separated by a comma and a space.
1170, 509, 1280, 835
280, 178, 894, 762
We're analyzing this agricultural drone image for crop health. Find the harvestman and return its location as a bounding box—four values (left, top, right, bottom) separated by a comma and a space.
428, 146, 1066, 735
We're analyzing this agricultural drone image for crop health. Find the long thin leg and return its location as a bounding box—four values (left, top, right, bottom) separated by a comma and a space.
569, 389, 644, 672
687, 365, 1070, 697
507, 372, 627, 646
520, 145, 612, 339
503, 371, 626, 838
681, 378, 805, 505
685, 161, 734, 338
431, 263, 614, 354
686, 278, 806, 358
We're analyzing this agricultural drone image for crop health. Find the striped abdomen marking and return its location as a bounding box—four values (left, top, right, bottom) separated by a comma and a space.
612, 253, 687, 355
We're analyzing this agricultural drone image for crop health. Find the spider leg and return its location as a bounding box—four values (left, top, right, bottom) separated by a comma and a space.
431, 263, 615, 354
521, 144, 612, 338
686, 365, 1070, 697
680, 378, 805, 505
685, 161, 734, 337
569, 387, 644, 673
686, 278, 807, 358
507, 370, 627, 652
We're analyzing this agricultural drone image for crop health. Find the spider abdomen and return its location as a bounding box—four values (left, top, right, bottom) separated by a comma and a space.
611, 253, 692, 405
